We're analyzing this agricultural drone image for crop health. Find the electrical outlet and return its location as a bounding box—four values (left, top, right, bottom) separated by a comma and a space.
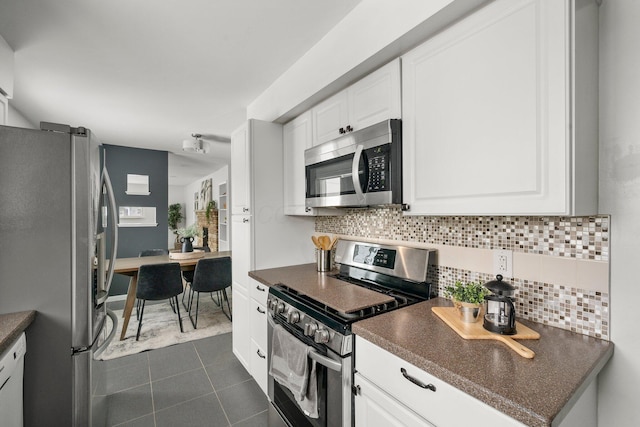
493, 249, 513, 277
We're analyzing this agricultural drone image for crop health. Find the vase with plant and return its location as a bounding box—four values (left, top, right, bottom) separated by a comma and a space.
205, 200, 216, 222
445, 280, 490, 323
168, 203, 184, 249
176, 223, 200, 253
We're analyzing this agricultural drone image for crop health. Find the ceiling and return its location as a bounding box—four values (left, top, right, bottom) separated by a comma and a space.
0, 0, 361, 185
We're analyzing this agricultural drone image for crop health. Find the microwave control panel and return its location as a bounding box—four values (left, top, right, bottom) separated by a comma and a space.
366, 144, 391, 192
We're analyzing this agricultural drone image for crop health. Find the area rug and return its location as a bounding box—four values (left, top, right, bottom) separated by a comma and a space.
99, 296, 232, 360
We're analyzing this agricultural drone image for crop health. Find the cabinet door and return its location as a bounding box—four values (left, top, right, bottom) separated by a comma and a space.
354, 374, 434, 427
402, 0, 570, 215
231, 284, 250, 370
311, 91, 349, 146
250, 298, 268, 356
231, 214, 252, 287
250, 339, 268, 395
230, 122, 250, 215
349, 59, 401, 131
283, 111, 314, 215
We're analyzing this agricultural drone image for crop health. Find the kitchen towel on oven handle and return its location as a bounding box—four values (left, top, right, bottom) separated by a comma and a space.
269, 323, 319, 418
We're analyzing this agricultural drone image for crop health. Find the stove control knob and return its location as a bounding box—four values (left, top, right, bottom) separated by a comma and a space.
304, 322, 318, 337
276, 302, 286, 314
287, 310, 300, 324
314, 328, 330, 344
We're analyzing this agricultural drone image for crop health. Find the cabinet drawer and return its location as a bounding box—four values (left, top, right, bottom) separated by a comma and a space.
250, 299, 268, 351
354, 373, 434, 427
355, 337, 524, 427
250, 339, 268, 396
250, 279, 269, 305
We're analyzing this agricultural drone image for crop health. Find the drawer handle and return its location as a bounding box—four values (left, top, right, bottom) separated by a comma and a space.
401, 368, 436, 392
256, 285, 266, 292
257, 349, 266, 359
256, 306, 266, 314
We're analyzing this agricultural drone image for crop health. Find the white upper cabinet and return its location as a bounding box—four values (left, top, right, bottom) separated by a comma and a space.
312, 59, 401, 146
401, 0, 598, 216
311, 91, 349, 146
230, 123, 250, 215
283, 111, 313, 215
283, 111, 343, 216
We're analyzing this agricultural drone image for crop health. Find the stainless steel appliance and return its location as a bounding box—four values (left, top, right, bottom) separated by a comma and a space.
0, 123, 118, 427
267, 240, 434, 427
304, 119, 403, 209
483, 274, 517, 335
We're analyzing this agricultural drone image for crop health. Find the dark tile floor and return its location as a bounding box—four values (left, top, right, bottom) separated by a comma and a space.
100, 333, 268, 426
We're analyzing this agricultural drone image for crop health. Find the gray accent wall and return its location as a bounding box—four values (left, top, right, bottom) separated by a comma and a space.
104, 144, 168, 295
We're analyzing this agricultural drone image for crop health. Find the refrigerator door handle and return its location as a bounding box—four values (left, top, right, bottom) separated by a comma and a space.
96, 169, 118, 306
93, 309, 117, 358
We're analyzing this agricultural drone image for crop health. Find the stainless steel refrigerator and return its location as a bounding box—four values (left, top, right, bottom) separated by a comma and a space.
0, 123, 118, 427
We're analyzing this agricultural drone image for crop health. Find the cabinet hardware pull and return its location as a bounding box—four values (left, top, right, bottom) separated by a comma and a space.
256, 285, 265, 292
346, 125, 353, 132
257, 349, 266, 359
256, 306, 266, 314
243, 218, 249, 223
401, 368, 436, 392
352, 384, 361, 396
243, 207, 249, 212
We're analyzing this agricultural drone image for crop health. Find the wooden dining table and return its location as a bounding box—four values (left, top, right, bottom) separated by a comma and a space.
113, 250, 232, 340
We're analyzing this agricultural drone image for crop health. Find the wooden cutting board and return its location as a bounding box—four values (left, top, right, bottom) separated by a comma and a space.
432, 307, 540, 359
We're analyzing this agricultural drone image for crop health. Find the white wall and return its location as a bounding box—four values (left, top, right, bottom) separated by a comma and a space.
247, 0, 490, 122
7, 104, 35, 128
181, 165, 229, 246
598, 1, 640, 425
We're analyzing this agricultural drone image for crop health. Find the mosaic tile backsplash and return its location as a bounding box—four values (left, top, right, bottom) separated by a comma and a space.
317, 207, 610, 339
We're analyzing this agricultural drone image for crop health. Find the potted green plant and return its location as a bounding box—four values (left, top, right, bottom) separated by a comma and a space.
176, 223, 200, 253
168, 203, 183, 249
444, 281, 490, 323
205, 200, 216, 222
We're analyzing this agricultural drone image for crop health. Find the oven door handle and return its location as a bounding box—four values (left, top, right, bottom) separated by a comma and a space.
309, 350, 342, 372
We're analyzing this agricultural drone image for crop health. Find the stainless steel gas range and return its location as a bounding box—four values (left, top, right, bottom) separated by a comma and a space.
267, 240, 435, 427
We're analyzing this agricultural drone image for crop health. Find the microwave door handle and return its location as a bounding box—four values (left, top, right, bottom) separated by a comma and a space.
351, 144, 365, 203
97, 168, 118, 305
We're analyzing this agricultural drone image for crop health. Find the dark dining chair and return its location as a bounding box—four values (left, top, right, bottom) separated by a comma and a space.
181, 246, 211, 304
135, 262, 184, 341
185, 257, 232, 328
136, 249, 169, 319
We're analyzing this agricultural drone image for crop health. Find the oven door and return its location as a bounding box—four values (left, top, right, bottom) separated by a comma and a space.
267, 316, 352, 427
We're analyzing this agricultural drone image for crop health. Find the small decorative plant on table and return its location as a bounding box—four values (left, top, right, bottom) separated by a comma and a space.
176, 223, 200, 253
445, 281, 490, 323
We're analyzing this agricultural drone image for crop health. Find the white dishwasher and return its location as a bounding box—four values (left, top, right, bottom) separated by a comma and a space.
0, 332, 26, 427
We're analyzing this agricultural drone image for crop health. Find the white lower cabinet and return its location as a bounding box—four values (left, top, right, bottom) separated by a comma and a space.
354, 373, 434, 427
354, 337, 525, 427
231, 283, 250, 368
250, 339, 268, 395
249, 279, 269, 394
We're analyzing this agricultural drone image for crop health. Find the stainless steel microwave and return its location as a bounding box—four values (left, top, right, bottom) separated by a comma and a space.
305, 119, 402, 208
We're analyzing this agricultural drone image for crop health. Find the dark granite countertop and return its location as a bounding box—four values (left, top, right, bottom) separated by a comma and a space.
249, 264, 614, 427
249, 263, 394, 314
0, 311, 36, 354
